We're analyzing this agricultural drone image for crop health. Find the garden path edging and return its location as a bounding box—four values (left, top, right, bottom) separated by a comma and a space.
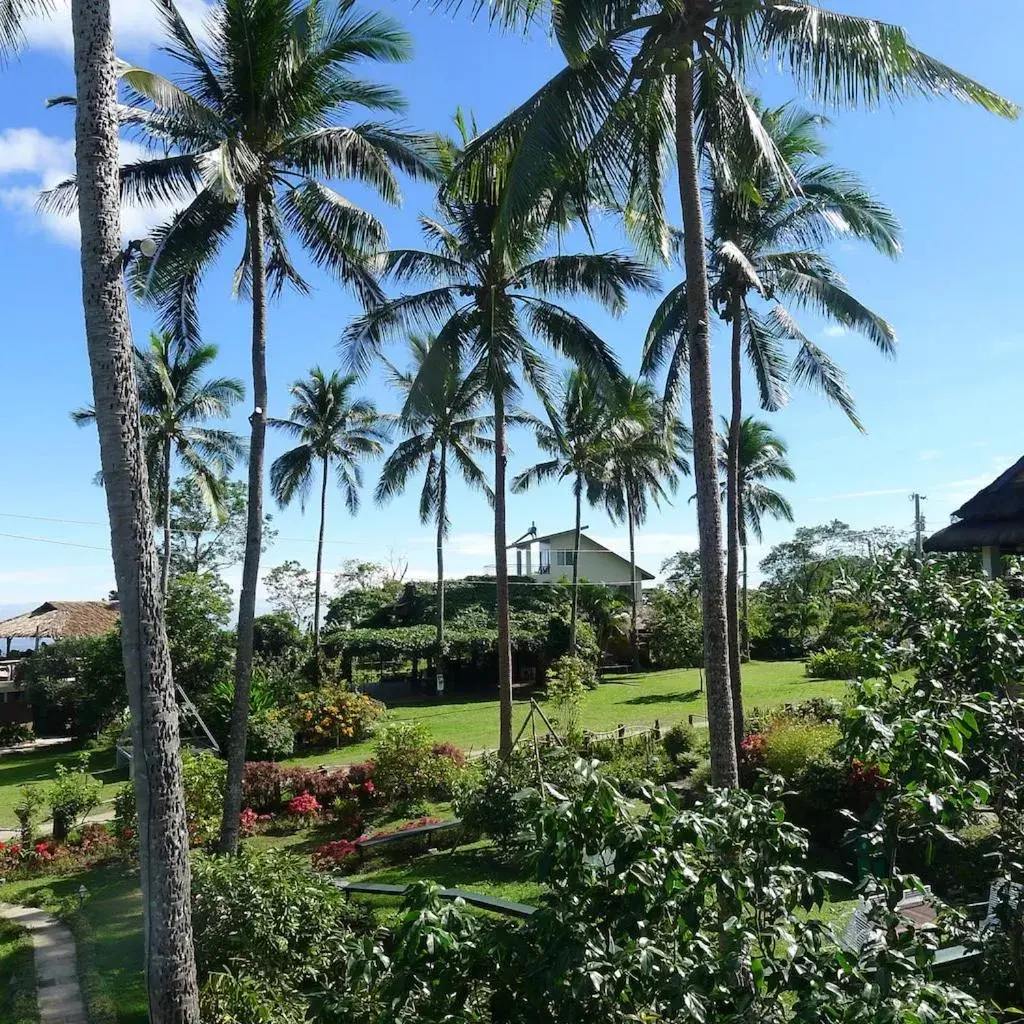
0, 902, 87, 1023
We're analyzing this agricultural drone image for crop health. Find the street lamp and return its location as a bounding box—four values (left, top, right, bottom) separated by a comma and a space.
121, 236, 156, 267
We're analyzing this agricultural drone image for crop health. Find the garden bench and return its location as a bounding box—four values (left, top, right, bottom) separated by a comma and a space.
355, 819, 463, 853
330, 878, 537, 919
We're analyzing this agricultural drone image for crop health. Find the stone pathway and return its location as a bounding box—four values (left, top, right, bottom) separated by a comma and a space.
0, 904, 87, 1023
0, 803, 116, 844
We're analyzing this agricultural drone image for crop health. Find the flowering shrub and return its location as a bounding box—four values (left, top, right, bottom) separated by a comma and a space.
286, 792, 321, 817
0, 824, 117, 878
311, 838, 359, 871
292, 686, 383, 750
373, 723, 466, 802
242, 761, 379, 816
238, 808, 273, 835
431, 742, 466, 767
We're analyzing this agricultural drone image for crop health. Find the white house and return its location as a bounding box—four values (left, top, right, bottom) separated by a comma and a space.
510, 526, 655, 602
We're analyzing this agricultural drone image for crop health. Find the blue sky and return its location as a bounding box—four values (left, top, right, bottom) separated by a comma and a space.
0, 0, 1021, 617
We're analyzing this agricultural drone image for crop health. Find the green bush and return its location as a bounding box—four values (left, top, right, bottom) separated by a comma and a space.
191, 850, 369, 983
662, 723, 704, 764
246, 709, 295, 761
453, 747, 584, 848
181, 750, 227, 828
14, 785, 44, 845
545, 655, 593, 739
647, 593, 704, 669
0, 723, 33, 746
372, 722, 463, 803
46, 753, 102, 841
600, 744, 673, 795
761, 721, 840, 781
806, 647, 864, 680
202, 969, 311, 1024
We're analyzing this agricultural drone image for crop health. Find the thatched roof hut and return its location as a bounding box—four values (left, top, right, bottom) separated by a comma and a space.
0, 600, 120, 650
925, 455, 1024, 573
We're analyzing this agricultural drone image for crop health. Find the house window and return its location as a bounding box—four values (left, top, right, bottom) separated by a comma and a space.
554, 550, 576, 567
538, 549, 551, 574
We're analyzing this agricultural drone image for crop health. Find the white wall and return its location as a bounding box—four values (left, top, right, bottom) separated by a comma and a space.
531, 531, 646, 601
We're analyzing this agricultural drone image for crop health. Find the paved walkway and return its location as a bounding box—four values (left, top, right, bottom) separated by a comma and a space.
0, 904, 87, 1023
0, 804, 116, 844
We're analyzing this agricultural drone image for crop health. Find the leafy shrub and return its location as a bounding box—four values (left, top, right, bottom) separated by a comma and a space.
431, 742, 466, 767
191, 850, 369, 983
662, 723, 704, 764
46, 754, 102, 841
806, 646, 865, 680
0, 723, 33, 746
286, 793, 321, 818
545, 655, 592, 739
181, 750, 227, 826
746, 698, 845, 735
241, 762, 284, 813
201, 969, 311, 1024
600, 744, 673, 795
113, 781, 137, 854
246, 709, 295, 761
291, 686, 382, 749
372, 722, 463, 802
14, 785, 44, 845
761, 721, 840, 781
453, 747, 584, 848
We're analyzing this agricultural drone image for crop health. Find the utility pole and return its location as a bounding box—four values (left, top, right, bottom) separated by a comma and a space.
911, 493, 927, 557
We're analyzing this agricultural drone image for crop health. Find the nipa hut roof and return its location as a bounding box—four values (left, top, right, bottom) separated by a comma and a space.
925, 454, 1024, 553
0, 601, 120, 640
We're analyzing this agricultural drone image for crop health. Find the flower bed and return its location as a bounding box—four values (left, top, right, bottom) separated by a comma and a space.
0, 823, 118, 879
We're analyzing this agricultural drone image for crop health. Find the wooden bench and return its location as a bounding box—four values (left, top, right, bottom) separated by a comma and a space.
355, 819, 463, 852
329, 878, 537, 919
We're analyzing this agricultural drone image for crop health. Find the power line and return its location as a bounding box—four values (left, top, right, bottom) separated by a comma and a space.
0, 531, 109, 552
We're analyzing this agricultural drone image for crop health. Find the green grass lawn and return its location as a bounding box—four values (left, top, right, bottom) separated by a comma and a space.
0, 916, 39, 1024
0, 745, 127, 830
285, 660, 840, 766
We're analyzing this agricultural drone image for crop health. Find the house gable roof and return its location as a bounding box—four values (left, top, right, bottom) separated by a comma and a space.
0, 601, 120, 640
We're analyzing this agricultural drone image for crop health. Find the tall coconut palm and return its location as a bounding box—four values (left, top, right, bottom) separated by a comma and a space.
719, 416, 794, 676
42, 0, 437, 854
269, 369, 387, 663
343, 130, 657, 754
376, 335, 494, 693
458, 0, 1015, 788
598, 378, 690, 669
512, 369, 607, 654
645, 102, 900, 742
73, 332, 246, 596
13, 0, 201, 1015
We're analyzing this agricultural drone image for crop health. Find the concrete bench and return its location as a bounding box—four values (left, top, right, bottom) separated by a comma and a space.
355, 819, 463, 853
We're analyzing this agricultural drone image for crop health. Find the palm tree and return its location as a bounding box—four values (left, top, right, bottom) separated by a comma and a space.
458, 0, 1015, 787
10, 0, 201, 1015
512, 369, 607, 654
343, 125, 658, 754
42, 0, 437, 854
645, 102, 900, 742
376, 335, 494, 693
718, 416, 794, 725
269, 369, 387, 663
598, 378, 690, 669
73, 333, 246, 596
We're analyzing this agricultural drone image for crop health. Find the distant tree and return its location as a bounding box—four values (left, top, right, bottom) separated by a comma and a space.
164, 572, 234, 699
661, 550, 702, 600
73, 333, 246, 595
513, 370, 608, 655
335, 557, 409, 593
169, 478, 277, 577
264, 561, 316, 632
377, 335, 494, 691
598, 378, 690, 667
252, 612, 308, 662
269, 370, 387, 661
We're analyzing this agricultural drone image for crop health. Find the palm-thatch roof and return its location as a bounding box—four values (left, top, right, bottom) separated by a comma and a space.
0, 601, 120, 640
925, 455, 1024, 553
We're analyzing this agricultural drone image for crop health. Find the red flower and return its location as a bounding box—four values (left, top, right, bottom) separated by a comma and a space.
34, 841, 48, 854
286, 792, 321, 817
362, 780, 375, 795
122, 827, 135, 839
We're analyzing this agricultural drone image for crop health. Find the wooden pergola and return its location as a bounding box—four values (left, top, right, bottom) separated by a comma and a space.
925, 455, 1024, 576
0, 600, 120, 656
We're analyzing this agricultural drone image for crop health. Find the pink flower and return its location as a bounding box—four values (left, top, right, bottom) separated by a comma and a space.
34, 842, 48, 854
286, 792, 321, 817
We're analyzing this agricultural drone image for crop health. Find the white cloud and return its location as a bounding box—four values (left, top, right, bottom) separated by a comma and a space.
0, 127, 187, 246
823, 325, 848, 338
20, 0, 213, 56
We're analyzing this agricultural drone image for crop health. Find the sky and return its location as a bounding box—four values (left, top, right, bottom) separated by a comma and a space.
0, 0, 1022, 619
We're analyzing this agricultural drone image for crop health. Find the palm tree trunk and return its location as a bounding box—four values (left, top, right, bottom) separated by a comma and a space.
674, 55, 738, 787
160, 437, 172, 599
725, 302, 744, 748
312, 455, 329, 666
436, 441, 447, 695
741, 525, 750, 660
569, 473, 583, 655
628, 500, 639, 671
219, 187, 268, 854
493, 388, 514, 755
71, 1, 199, 1018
